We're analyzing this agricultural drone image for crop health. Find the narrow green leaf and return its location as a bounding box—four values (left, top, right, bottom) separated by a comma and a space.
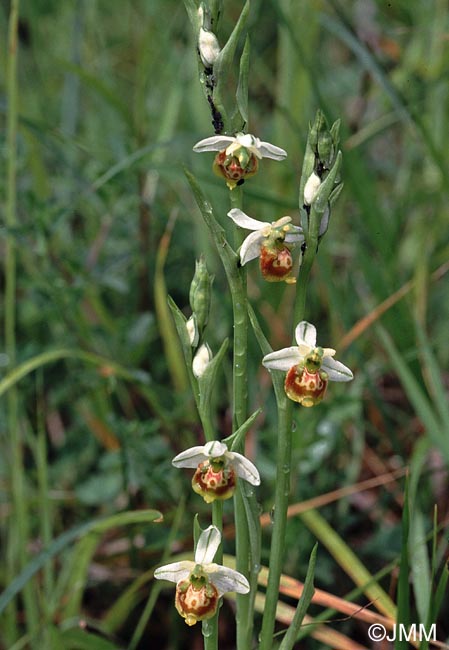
224, 408, 262, 450
300, 508, 397, 619
61, 532, 101, 619
59, 628, 121, 650
247, 303, 284, 401
235, 35, 250, 129
184, 168, 241, 288
415, 322, 449, 428
183, 0, 199, 30
376, 325, 449, 462
409, 509, 430, 625
0, 348, 151, 398
154, 221, 190, 394
213, 0, 251, 130
278, 544, 317, 650
0, 510, 162, 615
395, 480, 410, 650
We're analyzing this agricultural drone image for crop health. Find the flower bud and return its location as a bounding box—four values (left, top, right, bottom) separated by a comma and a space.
175, 576, 219, 626
192, 343, 212, 378
284, 365, 328, 407
186, 315, 199, 347
317, 131, 334, 164
259, 243, 295, 283
198, 27, 221, 67
189, 257, 212, 333
303, 171, 321, 206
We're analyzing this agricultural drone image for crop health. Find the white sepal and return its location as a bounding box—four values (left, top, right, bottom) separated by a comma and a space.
239, 230, 267, 265
172, 446, 208, 469
206, 566, 250, 596
227, 208, 268, 231
195, 525, 221, 565
193, 136, 234, 153
227, 451, 260, 485
321, 357, 354, 382
257, 141, 288, 160
295, 321, 317, 348
262, 346, 302, 371
154, 560, 194, 584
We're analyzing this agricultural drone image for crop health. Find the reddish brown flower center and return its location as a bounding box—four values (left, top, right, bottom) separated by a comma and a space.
175, 579, 219, 626
284, 365, 328, 407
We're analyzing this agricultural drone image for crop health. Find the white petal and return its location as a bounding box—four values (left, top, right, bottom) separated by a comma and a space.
154, 560, 194, 584
322, 347, 336, 358
321, 357, 354, 382
193, 136, 234, 153
257, 141, 287, 160
297, 343, 312, 357
172, 445, 208, 469
195, 525, 221, 565
227, 452, 260, 485
239, 230, 266, 265
262, 346, 302, 371
204, 440, 228, 457
206, 566, 250, 596
228, 208, 267, 232
295, 321, 317, 347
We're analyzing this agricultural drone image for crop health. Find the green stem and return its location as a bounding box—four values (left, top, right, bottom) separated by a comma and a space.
5, 1, 39, 643
259, 206, 320, 650
202, 500, 223, 650
228, 187, 255, 650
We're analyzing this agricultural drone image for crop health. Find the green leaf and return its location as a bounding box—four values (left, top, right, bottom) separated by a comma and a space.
278, 544, 317, 650
0, 349, 151, 398
59, 628, 122, 650
395, 479, 411, 650
184, 168, 241, 288
234, 35, 250, 130
409, 509, 431, 625
376, 325, 449, 463
0, 510, 162, 615
213, 0, 251, 132
224, 408, 262, 450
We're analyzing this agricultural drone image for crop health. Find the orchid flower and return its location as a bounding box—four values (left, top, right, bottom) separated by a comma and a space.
228, 208, 304, 283
193, 132, 287, 189
262, 321, 353, 406
172, 439, 260, 503
154, 525, 250, 626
